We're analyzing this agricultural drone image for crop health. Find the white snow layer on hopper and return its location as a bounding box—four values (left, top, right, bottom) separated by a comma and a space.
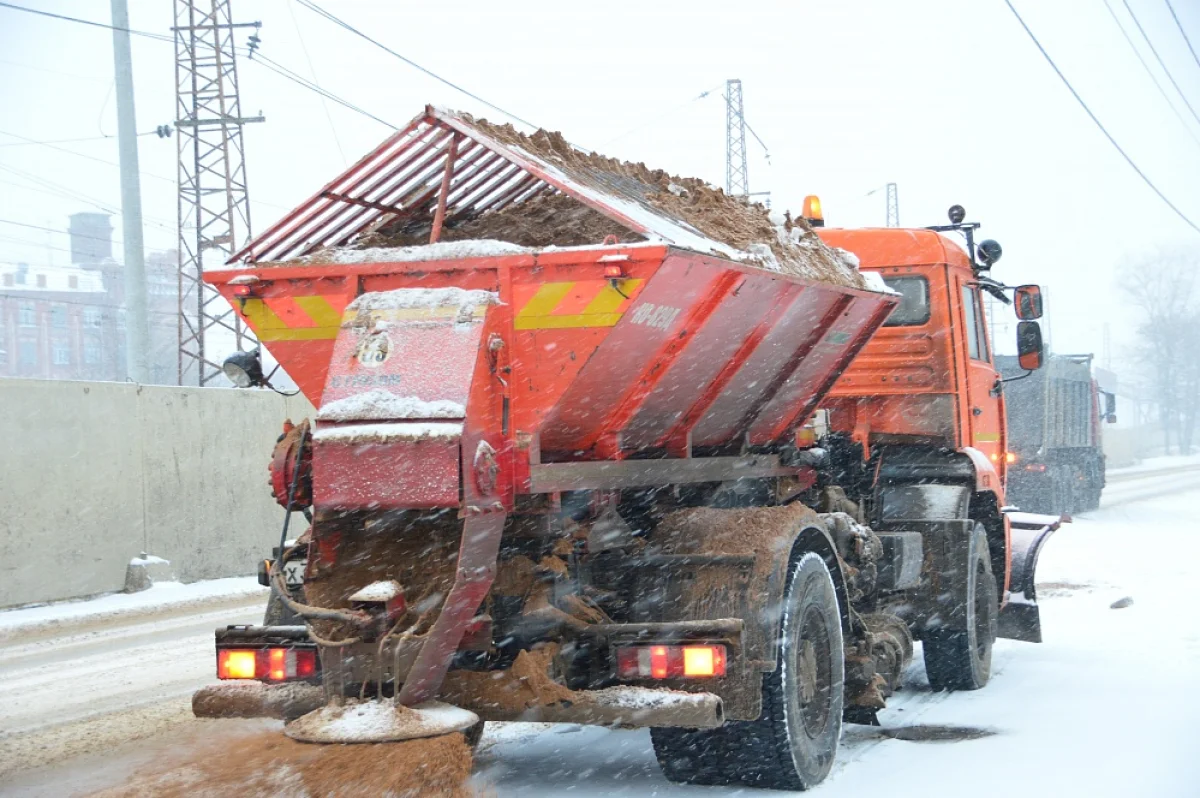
303, 239, 532, 264
317, 390, 466, 422
312, 422, 464, 444
345, 286, 499, 313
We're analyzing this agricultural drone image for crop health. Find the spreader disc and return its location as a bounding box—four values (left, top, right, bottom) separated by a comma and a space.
285, 699, 480, 743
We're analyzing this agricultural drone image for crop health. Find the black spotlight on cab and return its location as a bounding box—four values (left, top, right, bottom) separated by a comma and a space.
977, 239, 1003, 268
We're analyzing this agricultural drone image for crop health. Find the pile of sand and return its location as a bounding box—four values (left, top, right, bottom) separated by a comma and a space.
352, 114, 863, 289
87, 730, 475, 798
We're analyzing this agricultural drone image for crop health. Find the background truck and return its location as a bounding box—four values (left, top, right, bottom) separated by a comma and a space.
998, 353, 1116, 514
195, 107, 1055, 791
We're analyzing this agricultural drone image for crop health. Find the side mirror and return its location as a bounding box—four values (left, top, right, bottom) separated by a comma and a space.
1014, 285, 1043, 320
1106, 414, 1118, 425
1016, 321, 1044, 370
1104, 392, 1117, 424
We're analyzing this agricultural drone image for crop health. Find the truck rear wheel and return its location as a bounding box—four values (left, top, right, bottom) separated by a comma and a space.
651, 551, 844, 790
923, 524, 996, 691
264, 583, 303, 626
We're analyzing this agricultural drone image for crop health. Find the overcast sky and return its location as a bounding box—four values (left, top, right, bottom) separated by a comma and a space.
2, 0, 1199, 373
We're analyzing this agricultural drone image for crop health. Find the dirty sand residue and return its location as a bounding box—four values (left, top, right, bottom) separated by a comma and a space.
87, 729, 475, 798
441, 644, 575, 714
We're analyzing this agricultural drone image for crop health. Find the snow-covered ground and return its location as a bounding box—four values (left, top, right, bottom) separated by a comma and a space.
3, 469, 1198, 796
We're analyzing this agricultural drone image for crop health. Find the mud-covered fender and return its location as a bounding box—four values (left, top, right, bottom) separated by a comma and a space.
958, 446, 1003, 497
648, 504, 852, 673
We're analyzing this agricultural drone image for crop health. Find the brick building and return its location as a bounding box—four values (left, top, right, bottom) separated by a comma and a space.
0, 213, 179, 383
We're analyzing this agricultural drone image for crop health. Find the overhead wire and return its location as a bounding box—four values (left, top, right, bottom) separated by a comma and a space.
1164, 0, 1200, 72
599, 84, 725, 147
294, 0, 541, 131
285, 0, 346, 163
0, 133, 158, 148
0, 2, 173, 42
1001, 0, 1200, 235
1121, 0, 1200, 127
0, 128, 176, 184
0, 0, 396, 134
1103, 0, 1200, 148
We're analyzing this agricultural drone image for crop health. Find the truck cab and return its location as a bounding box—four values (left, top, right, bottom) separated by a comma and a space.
815, 211, 1049, 648
818, 227, 1009, 490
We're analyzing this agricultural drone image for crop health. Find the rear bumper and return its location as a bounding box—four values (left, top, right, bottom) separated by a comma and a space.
458, 685, 724, 728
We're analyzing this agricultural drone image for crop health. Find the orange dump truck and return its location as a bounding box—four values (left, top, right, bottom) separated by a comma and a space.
195, 107, 1055, 790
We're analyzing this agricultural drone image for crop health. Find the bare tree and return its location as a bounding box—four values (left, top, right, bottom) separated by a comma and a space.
1120, 249, 1200, 455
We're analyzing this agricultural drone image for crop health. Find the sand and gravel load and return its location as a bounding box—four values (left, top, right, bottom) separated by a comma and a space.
300, 111, 864, 289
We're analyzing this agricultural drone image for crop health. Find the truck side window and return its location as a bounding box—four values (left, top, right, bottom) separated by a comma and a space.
961, 285, 987, 360
881, 276, 930, 326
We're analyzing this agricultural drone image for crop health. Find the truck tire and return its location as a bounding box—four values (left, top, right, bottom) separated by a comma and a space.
923, 524, 996, 691
263, 583, 303, 626
650, 551, 844, 790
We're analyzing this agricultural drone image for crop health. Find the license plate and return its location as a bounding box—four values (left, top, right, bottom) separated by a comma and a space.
283, 559, 307, 587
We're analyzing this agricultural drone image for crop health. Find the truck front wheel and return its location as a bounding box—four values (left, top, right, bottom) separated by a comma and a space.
923, 524, 997, 691
651, 551, 844, 790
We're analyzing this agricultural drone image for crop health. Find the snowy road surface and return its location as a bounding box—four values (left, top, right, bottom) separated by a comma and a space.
3, 467, 1200, 796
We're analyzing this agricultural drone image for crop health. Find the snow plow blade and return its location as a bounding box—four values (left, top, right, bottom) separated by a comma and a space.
998, 512, 1066, 643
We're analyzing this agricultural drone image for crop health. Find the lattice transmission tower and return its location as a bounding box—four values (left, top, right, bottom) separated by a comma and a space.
886, 182, 900, 227
725, 79, 749, 200
174, 0, 263, 385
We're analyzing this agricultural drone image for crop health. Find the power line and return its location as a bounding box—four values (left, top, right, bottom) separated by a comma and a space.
0, 131, 156, 148
295, 0, 541, 130
599, 84, 724, 148
0, 0, 391, 140
0, 57, 110, 83
0, 128, 176, 184
0, 2, 173, 42
1121, 0, 1200, 127
0, 292, 185, 322
1103, 0, 1200, 148
250, 52, 396, 129
286, 0, 346, 164
1001, 0, 1200, 235
1165, 0, 1200, 73
0, 218, 127, 246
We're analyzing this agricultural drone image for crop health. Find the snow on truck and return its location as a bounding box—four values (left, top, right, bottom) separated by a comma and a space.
194, 107, 1058, 790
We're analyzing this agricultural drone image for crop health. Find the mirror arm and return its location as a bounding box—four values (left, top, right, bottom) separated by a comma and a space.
1001, 370, 1035, 384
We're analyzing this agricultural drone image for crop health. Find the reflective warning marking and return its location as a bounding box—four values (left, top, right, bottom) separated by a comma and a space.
241, 295, 346, 341
514, 279, 645, 329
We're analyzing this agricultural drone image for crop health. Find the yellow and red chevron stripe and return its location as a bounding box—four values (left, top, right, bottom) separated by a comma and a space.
514, 279, 645, 330
240, 295, 349, 341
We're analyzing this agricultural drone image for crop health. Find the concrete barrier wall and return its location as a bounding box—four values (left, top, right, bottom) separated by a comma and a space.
0, 379, 315, 608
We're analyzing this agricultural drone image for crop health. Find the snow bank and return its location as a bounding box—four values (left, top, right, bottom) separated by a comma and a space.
300, 239, 531, 264
313, 422, 463, 444
0, 577, 266, 638
316, 390, 465, 422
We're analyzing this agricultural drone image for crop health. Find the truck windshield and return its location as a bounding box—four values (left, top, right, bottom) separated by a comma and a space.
881, 276, 930, 326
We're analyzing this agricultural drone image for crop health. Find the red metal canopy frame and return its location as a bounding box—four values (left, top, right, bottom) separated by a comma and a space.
230, 105, 728, 265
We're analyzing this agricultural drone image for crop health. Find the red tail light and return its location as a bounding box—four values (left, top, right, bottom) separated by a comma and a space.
218, 648, 317, 681
1024, 463, 1047, 473
616, 644, 727, 679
